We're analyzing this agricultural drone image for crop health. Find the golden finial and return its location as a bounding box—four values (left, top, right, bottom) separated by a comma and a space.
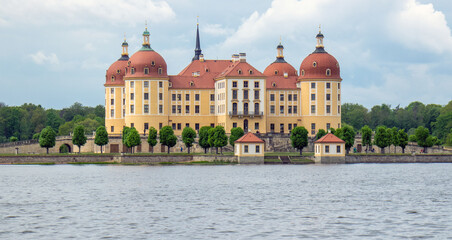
279, 35, 282, 45
124, 32, 126, 41
145, 20, 148, 30
197, 16, 199, 25
319, 24, 321, 33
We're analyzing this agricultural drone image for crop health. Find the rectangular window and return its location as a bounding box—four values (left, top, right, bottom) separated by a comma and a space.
232, 90, 237, 99
210, 94, 215, 101
280, 124, 284, 133
311, 82, 315, 88
293, 94, 298, 101
288, 106, 292, 114
338, 94, 341, 101
172, 105, 176, 113
326, 105, 331, 114
177, 105, 181, 114
280, 106, 284, 114
130, 93, 134, 100
195, 105, 200, 113
311, 123, 316, 135
131, 123, 134, 128
185, 105, 190, 114
159, 105, 163, 114
244, 81, 248, 88
210, 123, 215, 128
144, 104, 149, 113
337, 145, 341, 153
254, 81, 259, 88
123, 109, 125, 117
244, 90, 248, 100
111, 126, 114, 132
244, 145, 249, 153
177, 94, 181, 101
130, 105, 134, 113
159, 81, 163, 88
311, 105, 316, 114
293, 106, 298, 114
254, 90, 259, 100
326, 94, 331, 101
144, 81, 149, 88
172, 123, 176, 130
110, 109, 114, 118
338, 105, 341, 114
130, 81, 134, 88
110, 88, 114, 94
325, 145, 330, 153
144, 68, 149, 75
232, 81, 237, 88
159, 93, 163, 101
111, 99, 114, 105
270, 123, 275, 132
294, 124, 297, 128
144, 93, 149, 100
172, 94, 176, 101
280, 94, 284, 101
326, 82, 331, 89
186, 123, 190, 128
123, 99, 125, 105
255, 122, 259, 130
195, 123, 199, 131
338, 83, 341, 89
326, 123, 331, 130
210, 105, 215, 114
186, 94, 190, 101
270, 105, 275, 114
288, 94, 292, 101
144, 123, 149, 130
195, 94, 200, 101
159, 123, 163, 130
270, 94, 275, 101
311, 94, 315, 101
177, 123, 181, 130
256, 145, 260, 153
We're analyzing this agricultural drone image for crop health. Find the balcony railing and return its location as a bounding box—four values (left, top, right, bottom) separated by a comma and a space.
228, 111, 264, 117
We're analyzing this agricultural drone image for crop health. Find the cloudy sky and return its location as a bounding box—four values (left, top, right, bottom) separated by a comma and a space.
1, 0, 451, 109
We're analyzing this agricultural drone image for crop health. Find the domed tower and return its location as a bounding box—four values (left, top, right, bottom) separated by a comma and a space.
263, 42, 298, 77
298, 29, 342, 136
105, 38, 129, 135
123, 26, 169, 134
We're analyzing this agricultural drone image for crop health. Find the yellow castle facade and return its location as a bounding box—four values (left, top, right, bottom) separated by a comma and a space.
104, 25, 342, 136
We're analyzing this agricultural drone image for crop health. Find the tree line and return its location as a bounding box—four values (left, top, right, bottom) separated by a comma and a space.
342, 100, 452, 145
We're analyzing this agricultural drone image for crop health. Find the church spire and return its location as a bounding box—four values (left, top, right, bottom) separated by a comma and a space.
192, 18, 202, 61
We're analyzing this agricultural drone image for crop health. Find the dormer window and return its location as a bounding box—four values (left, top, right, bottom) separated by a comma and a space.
205, 68, 209, 72
190, 81, 194, 86
301, 70, 305, 76
274, 70, 278, 75
158, 68, 162, 75
326, 69, 331, 76
272, 82, 276, 87
111, 76, 115, 82
144, 68, 149, 74
131, 68, 135, 74
168, 82, 173, 87
249, 69, 253, 75
151, 61, 155, 66
116, 69, 120, 74
284, 72, 288, 78
312, 62, 317, 67
125, 67, 128, 74
238, 69, 242, 75
127, 61, 131, 67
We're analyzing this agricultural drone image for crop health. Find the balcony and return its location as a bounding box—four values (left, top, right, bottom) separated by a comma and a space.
229, 111, 263, 118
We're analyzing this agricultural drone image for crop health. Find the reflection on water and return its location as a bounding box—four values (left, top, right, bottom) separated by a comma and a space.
0, 164, 451, 239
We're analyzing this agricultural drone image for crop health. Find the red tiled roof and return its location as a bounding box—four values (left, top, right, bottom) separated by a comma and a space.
266, 76, 298, 89
170, 60, 231, 89
235, 132, 265, 143
263, 62, 298, 77
105, 59, 128, 86
314, 133, 345, 143
125, 50, 168, 78
299, 52, 341, 80
216, 61, 265, 79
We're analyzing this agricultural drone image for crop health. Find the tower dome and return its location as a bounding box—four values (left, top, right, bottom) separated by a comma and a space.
299, 30, 340, 80
105, 38, 129, 86
263, 42, 298, 77
125, 27, 167, 78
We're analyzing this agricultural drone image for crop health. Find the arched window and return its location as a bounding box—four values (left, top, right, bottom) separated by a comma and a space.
238, 69, 242, 75
116, 69, 121, 74
272, 82, 276, 87
151, 61, 155, 66
312, 62, 317, 67
274, 70, 278, 75
111, 76, 115, 82
326, 69, 331, 76
301, 70, 305, 76
158, 68, 162, 75
249, 69, 253, 75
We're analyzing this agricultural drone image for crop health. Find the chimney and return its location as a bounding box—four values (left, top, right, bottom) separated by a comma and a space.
239, 53, 246, 62
232, 54, 239, 62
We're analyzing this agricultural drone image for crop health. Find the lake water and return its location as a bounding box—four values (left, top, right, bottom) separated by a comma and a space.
0, 164, 451, 239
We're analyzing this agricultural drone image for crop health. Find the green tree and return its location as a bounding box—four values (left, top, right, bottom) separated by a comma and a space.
229, 127, 244, 147
374, 126, 391, 153
208, 127, 216, 153
199, 126, 212, 154
122, 126, 131, 146
446, 128, 452, 146
361, 125, 372, 153
126, 127, 141, 153
94, 126, 109, 154
10, 136, 18, 142
32, 133, 40, 140
389, 127, 399, 153
315, 129, 327, 140
431, 136, 441, 147
72, 125, 87, 153
46, 109, 63, 133
39, 126, 56, 154
159, 126, 177, 154
338, 124, 356, 154
182, 127, 197, 154
397, 129, 408, 153
341, 103, 369, 130
432, 100, 452, 142
408, 134, 417, 143
213, 126, 228, 154
415, 126, 434, 153
290, 126, 308, 155
147, 127, 158, 153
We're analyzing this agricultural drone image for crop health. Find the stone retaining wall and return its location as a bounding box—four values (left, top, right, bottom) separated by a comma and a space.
346, 154, 452, 163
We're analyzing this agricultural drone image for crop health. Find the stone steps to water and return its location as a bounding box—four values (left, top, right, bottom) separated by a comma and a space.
279, 156, 292, 164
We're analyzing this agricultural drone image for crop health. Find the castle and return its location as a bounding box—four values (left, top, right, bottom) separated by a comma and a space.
104, 24, 342, 136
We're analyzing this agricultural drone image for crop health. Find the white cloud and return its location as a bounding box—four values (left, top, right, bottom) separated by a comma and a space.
81, 58, 108, 70
29, 51, 60, 65
203, 24, 234, 36
0, 0, 175, 26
